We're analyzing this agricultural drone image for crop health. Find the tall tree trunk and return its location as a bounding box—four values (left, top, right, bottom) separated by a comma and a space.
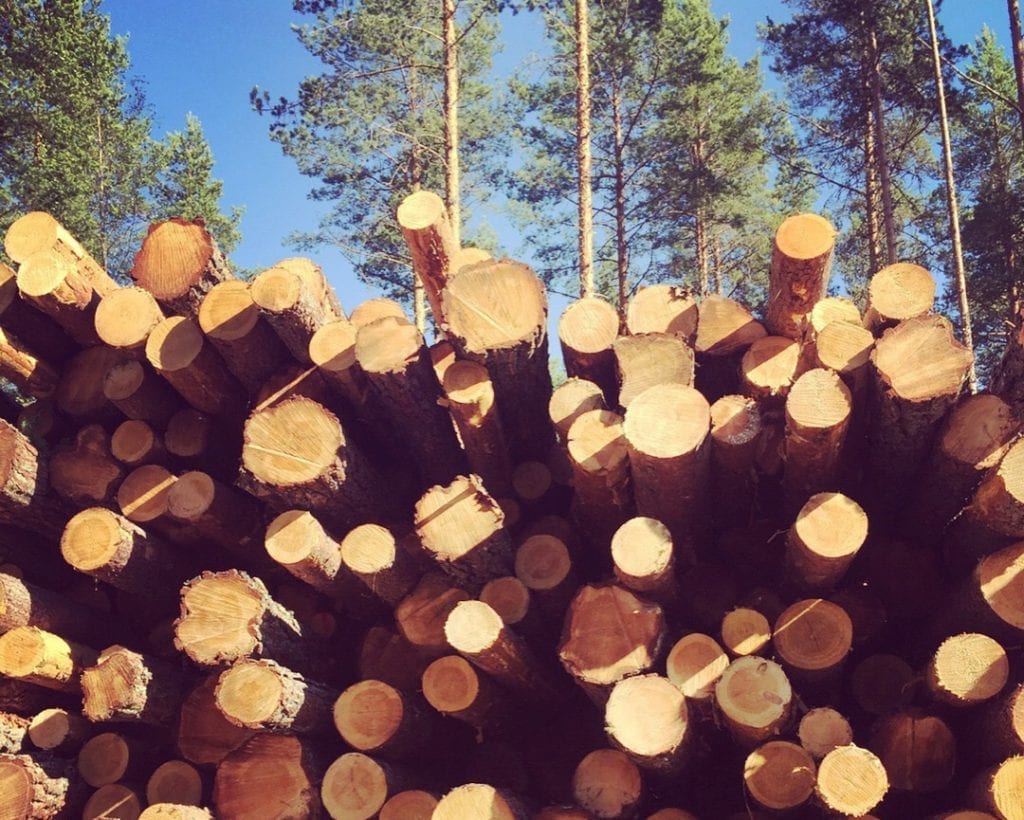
927, 0, 976, 391
612, 80, 627, 321
695, 208, 709, 299
1008, 0, 1024, 147
408, 64, 427, 333
576, 0, 594, 298
95, 110, 109, 272
867, 22, 898, 264
712, 232, 722, 294
864, 107, 882, 276
443, 0, 461, 247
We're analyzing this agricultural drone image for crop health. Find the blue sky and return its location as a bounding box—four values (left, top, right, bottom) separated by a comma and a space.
103, 0, 1014, 319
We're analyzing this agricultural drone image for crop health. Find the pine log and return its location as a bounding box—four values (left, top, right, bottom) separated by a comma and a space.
250, 264, 330, 361
869, 710, 956, 793
145, 760, 204, 809
967, 756, 1024, 820
340, 523, 420, 607
709, 395, 761, 528
815, 745, 889, 817
146, 316, 246, 418
993, 304, 1024, 414
665, 632, 729, 704
441, 259, 554, 461
609, 517, 676, 603
358, 626, 430, 692
176, 675, 254, 767
514, 533, 575, 619
926, 633, 1009, 708
813, 319, 875, 386
613, 332, 695, 409
604, 674, 690, 774
434, 783, 530, 820
741, 335, 801, 401
274, 256, 343, 317
414, 474, 514, 589
864, 262, 936, 332
174, 570, 316, 673
571, 749, 642, 820
625, 284, 698, 342
27, 708, 89, 756
94, 286, 165, 350
308, 317, 373, 414
773, 598, 853, 684
421, 654, 510, 730
548, 377, 606, 444
809, 296, 861, 334
714, 656, 793, 748
394, 572, 470, 659
213, 734, 324, 819
0, 419, 74, 540
721, 608, 772, 658
5, 211, 116, 293
851, 653, 916, 717
85, 784, 142, 818
356, 316, 464, 484
0, 262, 76, 364
263, 509, 344, 599
941, 542, 1024, 643
0, 712, 27, 754
164, 407, 227, 469
167, 470, 263, 558
215, 658, 336, 735
784, 492, 868, 591
970, 684, 1024, 765
765, 213, 836, 338
622, 384, 710, 563
349, 297, 409, 329
111, 420, 165, 467
81, 645, 182, 726
0, 326, 59, 399
397, 190, 457, 324
252, 362, 334, 413
0, 626, 97, 694
16, 247, 102, 345
559, 583, 665, 703
321, 752, 412, 820
480, 576, 539, 635
197, 280, 288, 394
511, 460, 552, 507
55, 345, 122, 423
103, 358, 184, 426
695, 294, 767, 356
0, 571, 118, 648
798, 708, 853, 760
48, 423, 123, 505
333, 679, 439, 759
559, 296, 620, 405
380, 790, 438, 820
743, 740, 816, 811
443, 360, 514, 496
567, 408, 634, 551
0, 751, 86, 819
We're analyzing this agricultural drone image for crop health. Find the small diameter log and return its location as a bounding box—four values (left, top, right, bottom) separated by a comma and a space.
559, 583, 665, 703
445, 599, 561, 702
321, 752, 411, 820
116, 465, 184, 544
869, 710, 956, 793
814, 319, 875, 388
103, 358, 184, 426
145, 316, 246, 417
0, 326, 59, 399
167, 470, 263, 558
198, 280, 288, 393
868, 315, 973, 495
623, 384, 710, 562
5, 211, 117, 294
174, 570, 315, 673
141, 806, 212, 820
176, 675, 254, 767
609, 517, 677, 603
613, 332, 695, 409
273, 256, 343, 318
666, 633, 729, 704
816, 745, 889, 818
253, 362, 333, 412
782, 368, 852, 510
414, 474, 514, 589
27, 708, 90, 756
55, 345, 122, 422
81, 645, 183, 726
421, 654, 508, 730
308, 317, 373, 408
709, 395, 761, 528
381, 790, 438, 820
743, 740, 817, 812
250, 264, 330, 361
0, 571, 118, 648
626, 284, 698, 342
572, 749, 643, 820
714, 657, 793, 748
87, 786, 140, 819
809, 296, 861, 333
213, 734, 324, 820
434, 784, 530, 820
131, 218, 234, 316
799, 708, 853, 760
559, 296, 621, 404
864, 261, 936, 332
968, 757, 1024, 820
549, 377, 606, 444
0, 626, 97, 694
784, 492, 868, 591
146, 760, 204, 808
721, 608, 772, 658
741, 336, 801, 401
605, 674, 690, 774
48, 423, 123, 505
215, 658, 337, 735
340, 523, 420, 607
333, 679, 436, 759
765, 213, 836, 338
773, 598, 853, 684
15, 248, 101, 345
94, 286, 164, 350
0, 262, 76, 364
567, 409, 633, 549
356, 316, 465, 484
943, 542, 1024, 644
441, 259, 554, 461
0, 713, 27, 754
264, 509, 343, 599
480, 576, 537, 634
395, 573, 470, 659
240, 396, 390, 526
0, 752, 86, 819
443, 360, 514, 496
926, 633, 1009, 708
695, 295, 767, 357
397, 190, 457, 324
515, 533, 576, 618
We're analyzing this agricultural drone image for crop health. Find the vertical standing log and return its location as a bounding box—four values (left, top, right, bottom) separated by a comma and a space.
559, 296, 620, 405
784, 493, 868, 591
740, 336, 801, 402
567, 408, 633, 550
609, 517, 677, 603
549, 378, 606, 444
397, 191, 457, 325
709, 395, 761, 528
443, 360, 514, 496
863, 262, 936, 333
613, 333, 695, 408
765, 213, 837, 339
94, 287, 164, 351
626, 284, 698, 342
0, 262, 76, 364
15, 248, 102, 345
250, 264, 332, 362
5, 211, 117, 295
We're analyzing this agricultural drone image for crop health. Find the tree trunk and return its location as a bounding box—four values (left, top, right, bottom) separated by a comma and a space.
576, 0, 594, 298
867, 23, 897, 264
1008, 0, 1024, 147
865, 107, 881, 275
443, 0, 461, 247
695, 207, 709, 299
612, 79, 627, 320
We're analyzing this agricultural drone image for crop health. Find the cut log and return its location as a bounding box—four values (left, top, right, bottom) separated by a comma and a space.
397, 190, 457, 324
215, 658, 337, 735
721, 608, 772, 658
321, 752, 411, 820
176, 675, 254, 767
451, 247, 492, 274
81, 645, 182, 726
85, 785, 136, 818
213, 734, 324, 819
94, 286, 165, 350
0, 419, 76, 540
613, 332, 695, 408
103, 358, 184, 426
815, 745, 888, 817
273, 256, 343, 318
55, 345, 122, 423
0, 571, 119, 648
111, 420, 164, 467
864, 262, 936, 332
514, 533, 575, 619
16, 248, 102, 345
358, 626, 430, 692
167, 470, 263, 558
813, 319, 875, 384
263, 509, 344, 600
511, 461, 552, 506
333, 679, 438, 759
926, 633, 1009, 708
434, 783, 530, 820
709, 395, 761, 528
609, 517, 676, 603
0, 712, 27, 754
740, 336, 801, 401
572, 749, 642, 820
480, 576, 537, 633
146, 760, 204, 808
441, 259, 554, 461
0, 626, 97, 694
943, 542, 1024, 643
0, 326, 59, 399
809, 296, 861, 334
695, 295, 767, 356
626, 284, 698, 342
146, 316, 246, 418
665, 632, 729, 703
197, 280, 288, 394
714, 656, 793, 748
443, 360, 514, 496
967, 756, 1024, 820
0, 751, 86, 819
250, 263, 332, 361
340, 523, 420, 607
252, 362, 333, 413
308, 317, 374, 415
559, 296, 620, 404
743, 740, 817, 811
567, 409, 633, 551
27, 708, 90, 756
356, 316, 464, 485
765, 213, 836, 338
548, 378, 606, 444
559, 583, 665, 703
421, 654, 509, 730
604, 674, 690, 774
622, 384, 710, 563
350, 298, 410, 329
773, 599, 853, 684
798, 708, 853, 760
784, 493, 868, 591
869, 710, 956, 793
48, 423, 123, 505
380, 790, 438, 820
851, 654, 916, 717
0, 262, 76, 364
971, 684, 1024, 765
5, 211, 117, 294
395, 573, 470, 659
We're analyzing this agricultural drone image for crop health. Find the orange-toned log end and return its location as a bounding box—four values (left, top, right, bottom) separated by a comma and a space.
94, 287, 164, 349
27, 708, 90, 755
176, 675, 254, 767
111, 419, 164, 467
809, 297, 861, 334
766, 213, 836, 339
350, 298, 410, 329
333, 680, 405, 754
666, 633, 729, 701
422, 655, 483, 718
976, 542, 1024, 638
865, 262, 936, 331
605, 674, 690, 774
741, 336, 800, 401
572, 749, 642, 820
927, 633, 1009, 708
773, 598, 853, 679
320, 752, 391, 820
117, 464, 176, 524
132, 218, 226, 313
480, 576, 532, 627
721, 608, 772, 658
77, 731, 131, 787
213, 734, 322, 819
798, 707, 853, 760
870, 710, 956, 793
714, 657, 793, 748
784, 493, 868, 591
815, 319, 874, 375
380, 790, 438, 820
744, 740, 816, 811
626, 284, 698, 342
695, 295, 767, 356
49, 423, 123, 505
815, 745, 889, 817
83, 783, 142, 820
146, 759, 203, 807
549, 378, 606, 442
0, 626, 96, 694
515, 533, 572, 594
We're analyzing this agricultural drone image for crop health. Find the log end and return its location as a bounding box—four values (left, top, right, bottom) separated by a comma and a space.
133, 219, 215, 301
198, 280, 259, 340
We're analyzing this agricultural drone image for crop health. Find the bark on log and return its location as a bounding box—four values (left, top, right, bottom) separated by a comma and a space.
765, 213, 836, 339
741, 336, 801, 402
0, 751, 87, 819
0, 326, 59, 399
48, 423, 123, 506
443, 360, 514, 496
784, 493, 868, 591
308, 318, 374, 415
613, 332, 695, 409
340, 523, 421, 607
0, 626, 97, 694
176, 675, 254, 767
0, 712, 27, 754
864, 262, 936, 333
111, 420, 165, 467
55, 345, 122, 423
81, 645, 183, 726
332, 679, 439, 760
5, 211, 117, 295
926, 633, 1009, 708
215, 658, 337, 735
798, 708, 853, 760
103, 358, 185, 426
665, 632, 729, 704
421, 654, 510, 731
264, 509, 344, 599
167, 470, 263, 559
250, 264, 332, 362
94, 286, 165, 350
869, 710, 956, 793
567, 409, 634, 552
714, 656, 793, 748
559, 296, 620, 405
0, 419, 74, 540
572, 749, 642, 820
145, 760, 204, 809
15, 248, 102, 345
609, 517, 677, 603
131, 218, 234, 317
548, 377, 606, 444
0, 262, 76, 364
626, 284, 698, 342
709, 395, 761, 529
394, 573, 470, 659
967, 756, 1024, 820
604, 674, 690, 774
213, 734, 324, 819
397, 191, 457, 325
743, 740, 816, 811
815, 745, 889, 817
0, 571, 119, 648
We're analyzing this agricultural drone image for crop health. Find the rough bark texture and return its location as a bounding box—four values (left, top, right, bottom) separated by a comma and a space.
14, 248, 102, 346
214, 658, 337, 735
765, 213, 836, 339
250, 264, 332, 362
0, 263, 76, 364
48, 423, 123, 506
0, 419, 73, 540
0, 752, 87, 819
0, 326, 59, 399
398, 191, 457, 326
81, 645, 183, 726
0, 571, 119, 648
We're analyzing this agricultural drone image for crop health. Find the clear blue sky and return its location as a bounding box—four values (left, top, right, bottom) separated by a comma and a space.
103, 0, 1013, 320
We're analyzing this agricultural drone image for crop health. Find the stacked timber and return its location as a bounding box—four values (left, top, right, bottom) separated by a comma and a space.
0, 203, 1019, 820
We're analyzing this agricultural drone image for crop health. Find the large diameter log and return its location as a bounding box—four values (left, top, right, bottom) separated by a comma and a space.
559, 296, 620, 405
81, 645, 182, 726
176, 675, 254, 767
741, 336, 801, 401
132, 218, 234, 316
943, 542, 1024, 643
250, 264, 331, 361
696, 295, 767, 356
215, 658, 337, 735
94, 286, 165, 350
864, 262, 936, 332
48, 423, 123, 506
0, 262, 76, 364
0, 326, 59, 399
773, 599, 853, 684
5, 211, 116, 294
567, 409, 634, 551
714, 656, 793, 748
0, 626, 97, 693
604, 674, 690, 774
572, 749, 642, 820
0, 419, 74, 540
441, 259, 554, 461
623, 384, 710, 562
0, 751, 87, 819
55, 345, 122, 423
926, 633, 1009, 708
549, 378, 606, 443
356, 316, 465, 484
765, 213, 836, 339
397, 190, 456, 324
443, 360, 514, 496
613, 332, 695, 408
103, 358, 184, 426
15, 248, 102, 345
0, 571, 119, 648
743, 740, 817, 811
213, 734, 324, 819
626, 284, 697, 342
784, 493, 868, 591
815, 745, 889, 817
869, 710, 956, 793
167, 470, 263, 559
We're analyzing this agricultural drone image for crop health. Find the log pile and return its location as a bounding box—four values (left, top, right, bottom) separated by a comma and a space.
0, 205, 1021, 820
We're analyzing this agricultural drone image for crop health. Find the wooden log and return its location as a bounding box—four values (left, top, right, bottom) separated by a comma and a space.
926, 633, 1009, 708
609, 516, 677, 603
103, 358, 184, 426
441, 259, 554, 461
559, 583, 665, 703
773, 598, 852, 684
0, 262, 76, 364
397, 190, 457, 324
214, 658, 336, 735
443, 360, 514, 496
511, 461, 552, 507
213, 734, 324, 819
81, 645, 182, 726
421, 654, 509, 730
414, 474, 514, 589
434, 783, 530, 820
0, 571, 118, 648
613, 332, 695, 409
815, 745, 889, 817
356, 316, 465, 484
869, 710, 956, 793
941, 542, 1024, 644
480, 576, 538, 635
548, 377, 606, 444
350, 297, 409, 328
783, 492, 868, 591
559, 296, 620, 405
695, 294, 767, 356
54, 345, 121, 423
864, 261, 936, 332
430, 338, 457, 382
250, 263, 331, 361
176, 675, 254, 767
146, 316, 246, 417
252, 362, 334, 413
320, 752, 412, 820
0, 419, 78, 540
0, 626, 97, 694
308, 317, 373, 414
567, 408, 633, 551
166, 470, 263, 558
741, 336, 801, 401
967, 756, 1024, 820
708, 395, 761, 528
333, 679, 438, 759
765, 213, 836, 338
395, 572, 470, 659
515, 533, 575, 619
572, 749, 642, 820
357, 626, 429, 692
115, 465, 186, 544
665, 632, 729, 704
0, 751, 86, 819
721, 608, 772, 658
174, 570, 316, 673
197, 280, 288, 394
851, 653, 916, 717
264, 509, 344, 599
274, 256, 343, 318
0, 712, 27, 754
111, 420, 165, 467
380, 790, 438, 820
813, 319, 875, 386
94, 286, 165, 350
27, 708, 90, 756
340, 523, 421, 607
87, 785, 140, 818
970, 684, 1024, 765
809, 296, 861, 333
604, 674, 690, 774
626, 284, 698, 342
5, 211, 117, 294
714, 656, 793, 748
48, 424, 123, 506
15, 247, 102, 345
798, 708, 853, 760
743, 740, 817, 811
141, 805, 213, 820
622, 384, 710, 563
145, 760, 204, 808
0, 326, 59, 399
